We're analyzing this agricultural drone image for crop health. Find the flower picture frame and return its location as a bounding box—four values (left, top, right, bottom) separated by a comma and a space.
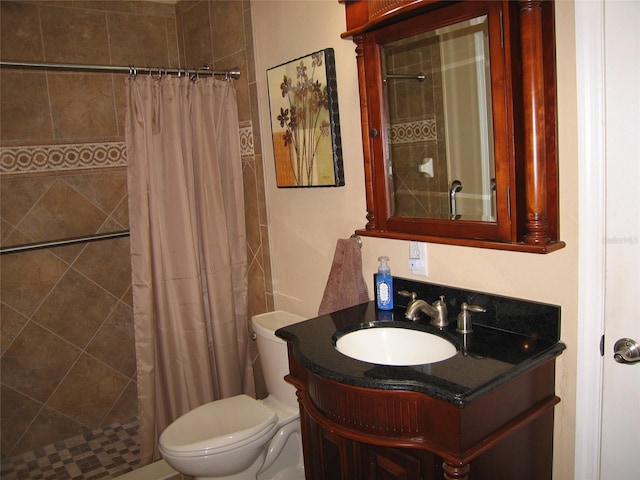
267, 48, 344, 187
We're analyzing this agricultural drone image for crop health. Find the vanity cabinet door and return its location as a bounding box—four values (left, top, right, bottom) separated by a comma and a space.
361, 444, 442, 480
302, 407, 359, 480
301, 402, 442, 480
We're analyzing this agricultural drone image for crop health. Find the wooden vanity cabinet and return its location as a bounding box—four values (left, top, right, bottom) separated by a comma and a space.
285, 344, 558, 480
304, 413, 442, 480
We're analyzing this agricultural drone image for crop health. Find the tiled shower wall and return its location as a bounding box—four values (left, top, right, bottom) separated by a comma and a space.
0, 164, 136, 459
1, 0, 273, 461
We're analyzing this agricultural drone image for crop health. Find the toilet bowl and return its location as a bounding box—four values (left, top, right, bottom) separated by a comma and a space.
158, 311, 306, 480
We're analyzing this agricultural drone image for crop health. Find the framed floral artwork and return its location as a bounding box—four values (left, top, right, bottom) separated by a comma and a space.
267, 48, 344, 187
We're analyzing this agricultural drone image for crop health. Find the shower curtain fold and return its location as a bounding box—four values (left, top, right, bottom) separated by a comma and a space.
125, 75, 253, 465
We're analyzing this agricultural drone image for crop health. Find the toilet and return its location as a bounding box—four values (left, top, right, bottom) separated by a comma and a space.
158, 311, 306, 480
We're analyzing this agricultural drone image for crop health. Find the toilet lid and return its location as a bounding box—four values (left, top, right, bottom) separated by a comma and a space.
159, 394, 278, 455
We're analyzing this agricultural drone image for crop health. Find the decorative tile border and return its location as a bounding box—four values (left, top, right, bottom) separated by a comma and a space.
389, 118, 437, 145
1, 125, 254, 175
239, 125, 254, 156
1, 142, 127, 174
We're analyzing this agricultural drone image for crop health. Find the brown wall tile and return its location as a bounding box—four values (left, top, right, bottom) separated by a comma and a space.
33, 268, 118, 348
72, 1, 136, 14
210, 1, 244, 60
1, 322, 81, 402
0, 71, 54, 142
250, 83, 262, 154
180, 1, 213, 68
0, 305, 28, 355
0, 2, 44, 62
47, 73, 118, 140
102, 380, 138, 426
135, 0, 177, 17
40, 5, 110, 65
243, 163, 259, 253
63, 170, 128, 215
72, 236, 132, 298
107, 12, 173, 67
12, 406, 86, 457
113, 75, 128, 137
18, 178, 107, 242
1, 385, 44, 457
243, 6, 256, 83
110, 194, 130, 230
215, 50, 249, 122
48, 353, 129, 428
0, 249, 68, 317
87, 301, 135, 377
0, 175, 56, 228
166, 17, 181, 69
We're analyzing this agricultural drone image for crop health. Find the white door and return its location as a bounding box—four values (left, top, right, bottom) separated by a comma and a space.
600, 1, 640, 478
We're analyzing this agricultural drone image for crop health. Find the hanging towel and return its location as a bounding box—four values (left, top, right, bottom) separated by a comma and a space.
318, 238, 370, 316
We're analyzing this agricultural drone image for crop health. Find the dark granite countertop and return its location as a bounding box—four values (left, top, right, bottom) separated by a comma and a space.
276, 291, 566, 405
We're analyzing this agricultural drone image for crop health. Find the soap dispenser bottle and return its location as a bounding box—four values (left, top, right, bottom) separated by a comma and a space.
376, 256, 394, 310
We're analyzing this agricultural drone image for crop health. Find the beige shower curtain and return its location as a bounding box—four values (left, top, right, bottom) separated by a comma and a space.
125, 75, 254, 465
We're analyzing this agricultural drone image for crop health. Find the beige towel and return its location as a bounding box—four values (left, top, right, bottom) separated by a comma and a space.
318, 238, 370, 315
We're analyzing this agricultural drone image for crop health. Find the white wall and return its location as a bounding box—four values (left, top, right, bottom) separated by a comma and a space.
252, 1, 579, 478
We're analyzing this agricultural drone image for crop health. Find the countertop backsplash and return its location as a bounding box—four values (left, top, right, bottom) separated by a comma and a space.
387, 276, 561, 343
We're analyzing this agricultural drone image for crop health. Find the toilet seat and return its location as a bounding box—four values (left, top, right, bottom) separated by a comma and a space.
159, 394, 278, 457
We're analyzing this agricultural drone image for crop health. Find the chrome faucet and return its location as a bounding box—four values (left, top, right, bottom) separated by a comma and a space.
399, 290, 448, 327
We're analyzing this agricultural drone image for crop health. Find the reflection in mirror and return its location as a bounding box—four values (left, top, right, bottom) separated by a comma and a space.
382, 15, 496, 222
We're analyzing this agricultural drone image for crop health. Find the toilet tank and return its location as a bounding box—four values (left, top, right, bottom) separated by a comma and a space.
252, 311, 305, 408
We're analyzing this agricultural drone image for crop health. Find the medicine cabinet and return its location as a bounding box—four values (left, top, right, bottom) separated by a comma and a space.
342, 0, 565, 253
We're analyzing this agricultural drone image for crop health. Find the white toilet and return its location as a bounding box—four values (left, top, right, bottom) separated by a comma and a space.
158, 311, 306, 480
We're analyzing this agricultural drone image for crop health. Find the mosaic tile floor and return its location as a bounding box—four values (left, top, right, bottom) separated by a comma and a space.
0, 418, 140, 480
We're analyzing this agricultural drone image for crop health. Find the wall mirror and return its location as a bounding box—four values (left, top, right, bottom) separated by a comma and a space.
343, 0, 565, 253
383, 14, 495, 222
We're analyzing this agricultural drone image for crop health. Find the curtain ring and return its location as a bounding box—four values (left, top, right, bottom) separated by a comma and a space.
129, 65, 137, 78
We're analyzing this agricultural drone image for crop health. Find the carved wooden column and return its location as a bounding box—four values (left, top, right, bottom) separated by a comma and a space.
519, 0, 551, 245
443, 461, 470, 480
353, 34, 377, 230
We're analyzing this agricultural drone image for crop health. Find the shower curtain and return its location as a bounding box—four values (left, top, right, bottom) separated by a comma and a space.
125, 75, 253, 464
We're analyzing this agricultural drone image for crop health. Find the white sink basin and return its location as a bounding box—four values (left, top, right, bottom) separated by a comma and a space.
335, 327, 457, 366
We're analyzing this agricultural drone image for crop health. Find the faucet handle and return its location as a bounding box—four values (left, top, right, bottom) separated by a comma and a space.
463, 303, 485, 313
430, 295, 449, 328
457, 303, 486, 333
398, 290, 417, 300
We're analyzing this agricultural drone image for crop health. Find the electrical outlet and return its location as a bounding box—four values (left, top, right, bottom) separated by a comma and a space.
408, 241, 428, 276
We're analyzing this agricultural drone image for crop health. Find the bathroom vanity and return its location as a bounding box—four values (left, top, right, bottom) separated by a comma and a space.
276, 279, 565, 479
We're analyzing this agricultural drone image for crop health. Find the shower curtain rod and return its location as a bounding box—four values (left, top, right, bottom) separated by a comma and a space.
0, 61, 241, 79
0, 230, 130, 255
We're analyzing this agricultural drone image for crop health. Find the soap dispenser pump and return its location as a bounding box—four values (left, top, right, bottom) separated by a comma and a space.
376, 256, 393, 310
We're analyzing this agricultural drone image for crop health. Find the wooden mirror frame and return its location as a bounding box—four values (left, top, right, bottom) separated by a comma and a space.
342, 0, 565, 253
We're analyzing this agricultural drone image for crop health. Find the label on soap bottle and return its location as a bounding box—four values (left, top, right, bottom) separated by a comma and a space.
376, 274, 394, 310
378, 282, 390, 304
